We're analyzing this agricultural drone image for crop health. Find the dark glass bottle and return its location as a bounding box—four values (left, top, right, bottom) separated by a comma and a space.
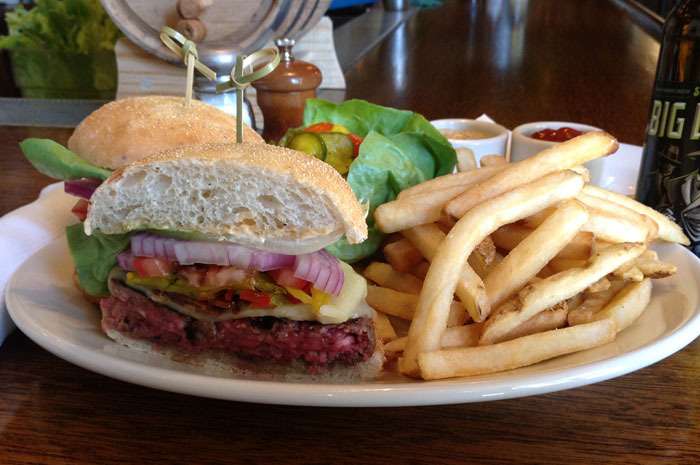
636, 0, 700, 256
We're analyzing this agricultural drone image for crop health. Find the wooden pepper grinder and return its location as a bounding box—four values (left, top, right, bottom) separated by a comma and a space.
252, 38, 322, 143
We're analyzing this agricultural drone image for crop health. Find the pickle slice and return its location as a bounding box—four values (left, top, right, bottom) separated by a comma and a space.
286, 132, 326, 161
319, 132, 354, 175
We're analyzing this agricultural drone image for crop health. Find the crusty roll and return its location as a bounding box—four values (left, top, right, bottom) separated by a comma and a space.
68, 95, 263, 169
85, 142, 368, 254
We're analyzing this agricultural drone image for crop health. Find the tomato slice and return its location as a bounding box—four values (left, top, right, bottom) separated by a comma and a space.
347, 133, 363, 157
268, 268, 309, 290
303, 122, 335, 134
239, 289, 272, 308
133, 257, 174, 278
71, 199, 89, 220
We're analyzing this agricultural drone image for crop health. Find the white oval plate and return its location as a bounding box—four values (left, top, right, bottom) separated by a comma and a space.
6, 237, 700, 407
6, 145, 700, 407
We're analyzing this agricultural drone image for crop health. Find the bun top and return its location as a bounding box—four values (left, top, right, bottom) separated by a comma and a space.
67, 96, 263, 170
85, 142, 368, 254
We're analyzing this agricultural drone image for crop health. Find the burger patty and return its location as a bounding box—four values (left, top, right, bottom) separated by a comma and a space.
101, 279, 376, 373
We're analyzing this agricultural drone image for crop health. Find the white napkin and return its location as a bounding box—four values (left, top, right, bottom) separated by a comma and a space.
0, 182, 77, 346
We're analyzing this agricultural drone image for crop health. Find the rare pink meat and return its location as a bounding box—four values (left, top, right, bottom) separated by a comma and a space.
101, 279, 375, 372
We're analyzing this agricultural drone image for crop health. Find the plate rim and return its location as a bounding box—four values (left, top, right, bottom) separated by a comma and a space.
6, 238, 700, 407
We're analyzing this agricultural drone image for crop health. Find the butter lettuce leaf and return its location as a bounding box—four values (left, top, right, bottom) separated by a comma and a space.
19, 138, 112, 181
301, 99, 457, 262
66, 223, 133, 296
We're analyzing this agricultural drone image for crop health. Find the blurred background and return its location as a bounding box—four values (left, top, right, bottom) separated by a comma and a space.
0, 0, 381, 99
0, 0, 680, 100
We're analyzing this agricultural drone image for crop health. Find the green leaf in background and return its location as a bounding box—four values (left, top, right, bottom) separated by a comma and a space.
19, 138, 113, 181
301, 99, 457, 262
0, 0, 122, 98
66, 223, 133, 296
0, 0, 122, 53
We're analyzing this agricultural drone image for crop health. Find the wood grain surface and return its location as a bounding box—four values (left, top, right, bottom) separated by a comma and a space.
1, 1, 699, 464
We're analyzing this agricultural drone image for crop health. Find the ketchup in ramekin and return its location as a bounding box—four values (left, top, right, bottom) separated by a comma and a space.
530, 127, 583, 142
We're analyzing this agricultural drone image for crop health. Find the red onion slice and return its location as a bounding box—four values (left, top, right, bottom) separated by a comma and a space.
127, 233, 344, 296
64, 178, 102, 200
116, 250, 136, 271
129, 233, 295, 270
293, 249, 344, 296
313, 251, 333, 293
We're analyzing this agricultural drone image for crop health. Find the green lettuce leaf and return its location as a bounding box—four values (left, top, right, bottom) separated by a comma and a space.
301, 99, 457, 262
0, 0, 122, 53
0, 0, 121, 98
19, 138, 112, 181
66, 223, 133, 296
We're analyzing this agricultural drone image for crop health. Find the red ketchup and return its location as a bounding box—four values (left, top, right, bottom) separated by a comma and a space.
530, 127, 583, 142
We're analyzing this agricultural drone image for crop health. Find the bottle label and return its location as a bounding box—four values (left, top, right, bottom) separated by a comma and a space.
637, 80, 700, 255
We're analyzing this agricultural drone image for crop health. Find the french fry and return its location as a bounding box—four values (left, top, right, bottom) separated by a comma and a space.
373, 310, 398, 342
385, 324, 482, 357
569, 165, 591, 182
492, 223, 595, 261
456, 147, 478, 171
479, 242, 646, 345
485, 199, 589, 309
577, 192, 653, 228
590, 278, 652, 332
383, 238, 424, 272
417, 319, 616, 380
612, 258, 643, 282
445, 131, 618, 218
397, 164, 505, 199
480, 154, 508, 167
401, 224, 489, 322
635, 256, 677, 278
581, 207, 653, 243
365, 285, 467, 327
522, 207, 555, 229
582, 184, 689, 245
363, 261, 424, 294
548, 257, 587, 273
585, 276, 610, 293
641, 249, 658, 260
488, 305, 568, 344
469, 236, 496, 279
537, 264, 556, 278
526, 203, 654, 244
400, 170, 585, 376
365, 285, 415, 320
409, 260, 430, 279
567, 292, 585, 311
375, 185, 470, 233
578, 192, 660, 242
567, 280, 627, 326
435, 215, 457, 233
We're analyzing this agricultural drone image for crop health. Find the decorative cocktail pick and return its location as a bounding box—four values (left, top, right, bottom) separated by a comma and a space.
159, 26, 217, 108
216, 49, 280, 143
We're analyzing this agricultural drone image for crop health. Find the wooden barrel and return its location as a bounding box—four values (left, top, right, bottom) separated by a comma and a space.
101, 0, 331, 72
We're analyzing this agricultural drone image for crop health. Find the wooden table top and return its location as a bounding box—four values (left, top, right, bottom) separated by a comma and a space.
1, 1, 699, 464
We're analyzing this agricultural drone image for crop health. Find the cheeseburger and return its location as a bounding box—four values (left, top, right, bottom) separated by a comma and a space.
74, 142, 383, 380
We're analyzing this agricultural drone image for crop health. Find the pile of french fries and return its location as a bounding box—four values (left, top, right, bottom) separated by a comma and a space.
366, 131, 689, 380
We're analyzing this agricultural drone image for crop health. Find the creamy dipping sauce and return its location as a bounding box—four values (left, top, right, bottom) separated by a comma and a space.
440, 129, 493, 140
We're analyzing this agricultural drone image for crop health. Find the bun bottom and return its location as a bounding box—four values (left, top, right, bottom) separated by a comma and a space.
104, 327, 385, 383
72, 269, 102, 305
